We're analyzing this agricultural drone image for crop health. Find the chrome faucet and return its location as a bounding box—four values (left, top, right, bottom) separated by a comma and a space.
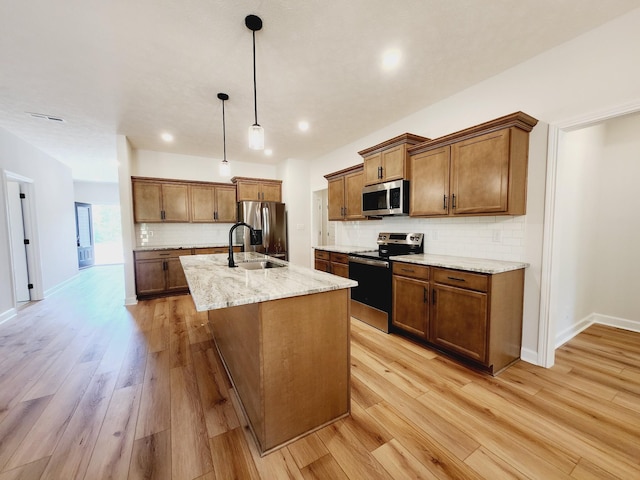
228, 222, 261, 268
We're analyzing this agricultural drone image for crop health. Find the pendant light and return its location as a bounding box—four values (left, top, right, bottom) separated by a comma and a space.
246, 14, 264, 150
217, 92, 231, 176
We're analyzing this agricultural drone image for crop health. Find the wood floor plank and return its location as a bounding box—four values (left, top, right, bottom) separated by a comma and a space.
366, 401, 484, 480
287, 433, 330, 470
190, 340, 239, 438
0, 457, 49, 480
300, 454, 349, 480
135, 350, 171, 440
170, 363, 213, 479
4, 360, 99, 470
372, 438, 440, 480
210, 427, 260, 480
38, 370, 118, 480
169, 299, 192, 368
83, 384, 142, 480
464, 447, 529, 480
115, 330, 148, 389
0, 396, 51, 471
128, 429, 171, 480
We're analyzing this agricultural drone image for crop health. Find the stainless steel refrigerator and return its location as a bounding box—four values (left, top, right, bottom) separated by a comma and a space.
237, 201, 288, 260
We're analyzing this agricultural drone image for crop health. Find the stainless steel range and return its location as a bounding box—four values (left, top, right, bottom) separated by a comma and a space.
349, 232, 424, 332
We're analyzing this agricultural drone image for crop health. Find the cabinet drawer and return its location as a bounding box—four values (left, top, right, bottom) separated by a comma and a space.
392, 262, 429, 280
135, 249, 192, 260
330, 252, 349, 264
315, 250, 331, 261
194, 246, 241, 255
432, 268, 488, 292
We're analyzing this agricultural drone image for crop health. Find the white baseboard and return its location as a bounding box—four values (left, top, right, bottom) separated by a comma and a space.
519, 347, 538, 365
43, 273, 79, 298
124, 296, 138, 306
555, 313, 597, 349
0, 308, 17, 326
592, 313, 640, 333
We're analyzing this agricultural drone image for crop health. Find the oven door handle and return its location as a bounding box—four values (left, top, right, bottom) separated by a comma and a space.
348, 256, 390, 268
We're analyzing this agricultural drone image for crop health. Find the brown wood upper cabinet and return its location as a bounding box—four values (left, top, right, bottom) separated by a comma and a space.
409, 112, 538, 217
190, 184, 237, 223
231, 177, 282, 202
132, 178, 190, 223
359, 133, 429, 186
325, 164, 367, 221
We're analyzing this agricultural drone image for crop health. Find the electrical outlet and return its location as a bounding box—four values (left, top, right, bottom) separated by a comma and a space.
296, 223, 305, 231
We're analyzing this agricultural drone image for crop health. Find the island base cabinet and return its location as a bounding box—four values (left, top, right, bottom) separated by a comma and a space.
208, 288, 350, 455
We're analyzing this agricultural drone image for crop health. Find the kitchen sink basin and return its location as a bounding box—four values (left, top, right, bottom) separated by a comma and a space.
238, 260, 285, 270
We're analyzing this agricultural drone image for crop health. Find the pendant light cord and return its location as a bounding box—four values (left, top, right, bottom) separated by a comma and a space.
252, 30, 258, 125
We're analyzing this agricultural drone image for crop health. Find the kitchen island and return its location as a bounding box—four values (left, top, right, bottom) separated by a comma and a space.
180, 252, 356, 455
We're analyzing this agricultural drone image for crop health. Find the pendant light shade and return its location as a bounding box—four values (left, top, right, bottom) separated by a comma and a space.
246, 14, 264, 150
217, 92, 231, 176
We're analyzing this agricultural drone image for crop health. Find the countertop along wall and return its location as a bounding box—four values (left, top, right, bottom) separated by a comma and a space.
308, 8, 640, 364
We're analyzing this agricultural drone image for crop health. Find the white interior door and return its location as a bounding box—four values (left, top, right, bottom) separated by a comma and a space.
7, 181, 30, 303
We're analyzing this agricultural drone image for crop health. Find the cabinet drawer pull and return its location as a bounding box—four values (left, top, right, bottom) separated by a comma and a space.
400, 268, 415, 273
443, 195, 447, 210
159, 253, 170, 256
447, 276, 466, 282
452, 194, 456, 209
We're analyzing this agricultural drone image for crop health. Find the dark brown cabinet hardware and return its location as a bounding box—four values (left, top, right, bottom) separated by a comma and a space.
423, 287, 428, 303
452, 194, 456, 209
443, 195, 447, 210
432, 289, 436, 304
447, 276, 466, 282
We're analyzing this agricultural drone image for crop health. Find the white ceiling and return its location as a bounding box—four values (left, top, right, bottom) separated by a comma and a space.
2, 0, 639, 182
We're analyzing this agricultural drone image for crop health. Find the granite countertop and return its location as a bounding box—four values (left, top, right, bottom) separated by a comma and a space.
181, 252, 357, 311
134, 243, 242, 252
314, 245, 376, 254
390, 253, 529, 274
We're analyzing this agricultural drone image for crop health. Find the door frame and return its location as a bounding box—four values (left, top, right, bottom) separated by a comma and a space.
538, 100, 640, 367
2, 170, 44, 305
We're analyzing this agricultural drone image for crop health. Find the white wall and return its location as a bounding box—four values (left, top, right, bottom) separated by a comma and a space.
552, 124, 603, 341
133, 149, 277, 182
278, 158, 311, 266
0, 127, 77, 319
307, 8, 640, 361
595, 114, 640, 322
74, 181, 120, 205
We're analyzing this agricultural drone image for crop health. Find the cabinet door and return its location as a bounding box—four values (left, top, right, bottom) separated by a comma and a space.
162, 184, 190, 222
190, 185, 216, 223
314, 259, 331, 272
430, 284, 488, 363
331, 263, 349, 278
344, 171, 365, 220
135, 259, 166, 295
363, 153, 382, 185
392, 275, 429, 338
327, 177, 345, 221
451, 129, 510, 215
215, 186, 238, 222
410, 147, 450, 216
260, 182, 281, 202
133, 182, 163, 223
381, 145, 405, 182
236, 181, 261, 201
166, 257, 189, 291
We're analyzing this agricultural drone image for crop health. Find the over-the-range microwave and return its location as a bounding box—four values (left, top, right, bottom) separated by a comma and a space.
362, 180, 409, 216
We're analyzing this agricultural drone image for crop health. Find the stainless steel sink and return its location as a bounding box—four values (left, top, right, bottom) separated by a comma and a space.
238, 260, 285, 270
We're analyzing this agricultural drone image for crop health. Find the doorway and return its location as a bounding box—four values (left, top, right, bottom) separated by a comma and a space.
539, 102, 640, 367
312, 189, 335, 246
75, 202, 95, 269
7, 181, 31, 305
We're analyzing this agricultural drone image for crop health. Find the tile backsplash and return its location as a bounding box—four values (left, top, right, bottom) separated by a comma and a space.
136, 223, 233, 247
337, 215, 526, 261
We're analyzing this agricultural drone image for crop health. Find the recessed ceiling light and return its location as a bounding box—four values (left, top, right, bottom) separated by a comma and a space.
298, 121, 309, 132
382, 49, 401, 70
264, 149, 273, 156
161, 132, 174, 142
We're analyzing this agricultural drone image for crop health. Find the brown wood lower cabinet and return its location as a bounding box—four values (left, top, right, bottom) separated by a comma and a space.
314, 249, 349, 278
392, 262, 524, 375
134, 246, 241, 299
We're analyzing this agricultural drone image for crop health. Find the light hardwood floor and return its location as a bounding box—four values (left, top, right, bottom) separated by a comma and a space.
1, 265, 639, 479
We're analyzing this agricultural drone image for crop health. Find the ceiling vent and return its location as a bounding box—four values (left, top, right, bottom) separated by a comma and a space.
27, 112, 65, 123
